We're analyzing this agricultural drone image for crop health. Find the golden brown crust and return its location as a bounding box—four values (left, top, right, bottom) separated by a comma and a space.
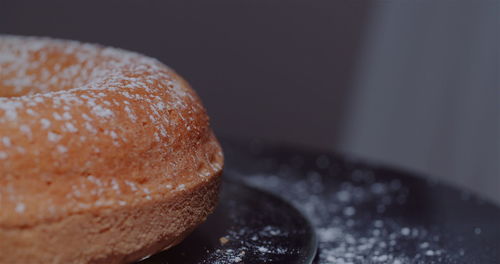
0, 36, 223, 263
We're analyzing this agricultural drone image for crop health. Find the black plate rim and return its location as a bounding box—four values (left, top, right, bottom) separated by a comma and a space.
223, 179, 319, 264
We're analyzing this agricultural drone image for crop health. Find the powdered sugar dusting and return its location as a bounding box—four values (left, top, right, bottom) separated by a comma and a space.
0, 35, 217, 220
204, 225, 293, 264
15, 202, 26, 213
241, 171, 455, 264
0, 36, 198, 157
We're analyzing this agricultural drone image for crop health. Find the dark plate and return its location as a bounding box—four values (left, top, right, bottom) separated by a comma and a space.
137, 180, 317, 264
219, 139, 500, 264
139, 138, 500, 264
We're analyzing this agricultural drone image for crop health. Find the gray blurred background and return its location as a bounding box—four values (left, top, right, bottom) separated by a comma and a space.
1, 0, 498, 204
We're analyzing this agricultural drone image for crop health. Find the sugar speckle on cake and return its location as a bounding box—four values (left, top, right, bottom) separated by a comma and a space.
109, 131, 118, 139
40, 118, 51, 129
124, 181, 138, 192
19, 124, 31, 136
48, 132, 61, 142
57, 145, 68, 153
111, 179, 121, 193
64, 122, 78, 133
62, 112, 72, 120
26, 109, 36, 116
1, 137, 11, 147
15, 202, 26, 213
53, 113, 62, 120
